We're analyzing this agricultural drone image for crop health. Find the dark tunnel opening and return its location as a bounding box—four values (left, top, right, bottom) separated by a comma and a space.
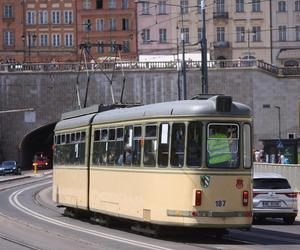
19, 122, 57, 170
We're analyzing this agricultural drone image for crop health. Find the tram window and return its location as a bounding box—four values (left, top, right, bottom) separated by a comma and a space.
243, 124, 252, 168
71, 133, 75, 142
171, 123, 185, 167
61, 134, 66, 144
81, 132, 86, 141
207, 123, 239, 168
158, 123, 170, 167
101, 129, 108, 141
144, 125, 157, 167
115, 128, 124, 166
117, 128, 124, 139
66, 134, 70, 143
132, 126, 142, 166
75, 132, 81, 141
187, 122, 202, 167
107, 128, 116, 165
56, 135, 61, 145
121, 126, 133, 165
94, 130, 100, 141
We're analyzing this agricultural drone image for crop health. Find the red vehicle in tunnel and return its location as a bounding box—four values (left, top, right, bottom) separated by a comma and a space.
33, 152, 49, 168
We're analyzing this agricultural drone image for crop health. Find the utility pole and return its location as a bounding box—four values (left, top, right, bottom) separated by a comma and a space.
180, 6, 187, 100
200, 0, 208, 94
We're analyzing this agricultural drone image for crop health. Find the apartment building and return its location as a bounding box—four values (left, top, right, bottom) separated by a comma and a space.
0, 1, 25, 63
137, 0, 300, 66
23, 0, 77, 62
0, 0, 137, 63
76, 0, 137, 61
272, 0, 300, 66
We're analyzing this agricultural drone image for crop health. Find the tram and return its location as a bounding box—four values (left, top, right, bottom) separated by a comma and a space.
52, 95, 253, 233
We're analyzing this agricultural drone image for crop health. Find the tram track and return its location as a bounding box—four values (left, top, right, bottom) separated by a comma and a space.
0, 232, 42, 250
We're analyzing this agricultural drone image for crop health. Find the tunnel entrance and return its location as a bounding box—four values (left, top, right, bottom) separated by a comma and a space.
19, 122, 57, 170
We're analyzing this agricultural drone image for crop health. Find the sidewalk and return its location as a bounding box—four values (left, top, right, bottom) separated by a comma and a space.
0, 169, 52, 183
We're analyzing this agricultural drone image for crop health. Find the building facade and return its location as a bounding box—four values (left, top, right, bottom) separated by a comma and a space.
76, 0, 137, 61
137, 0, 300, 66
0, 0, 25, 63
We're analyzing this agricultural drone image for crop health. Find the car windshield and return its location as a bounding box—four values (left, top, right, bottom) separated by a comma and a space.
253, 178, 291, 189
2, 161, 15, 166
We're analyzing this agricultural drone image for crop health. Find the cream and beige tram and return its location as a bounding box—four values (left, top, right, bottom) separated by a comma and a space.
53, 95, 253, 233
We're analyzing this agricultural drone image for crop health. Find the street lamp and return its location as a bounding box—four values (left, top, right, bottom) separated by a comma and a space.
274, 105, 281, 139
22, 33, 37, 63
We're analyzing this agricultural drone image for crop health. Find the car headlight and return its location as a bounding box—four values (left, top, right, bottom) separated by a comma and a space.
13, 167, 16, 169
0, 167, 4, 171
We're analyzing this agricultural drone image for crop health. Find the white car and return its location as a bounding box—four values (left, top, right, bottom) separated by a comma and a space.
253, 172, 298, 224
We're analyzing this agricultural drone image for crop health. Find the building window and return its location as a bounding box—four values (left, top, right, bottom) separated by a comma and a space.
181, 27, 189, 43
110, 18, 116, 31
236, 26, 245, 42
4, 5, 13, 18
217, 27, 225, 42
4, 31, 14, 46
97, 41, 104, 53
122, 0, 129, 9
52, 34, 60, 47
109, 0, 117, 9
96, 0, 103, 9
84, 19, 92, 31
52, 10, 60, 24
252, 26, 261, 42
142, 28, 150, 42
198, 27, 203, 42
39, 10, 48, 24
296, 26, 300, 40
64, 11, 73, 24
122, 18, 129, 31
252, 0, 260, 12
278, 1, 287, 12
28, 34, 37, 47
279, 25, 287, 41
96, 19, 104, 32
40, 34, 48, 47
142, 1, 149, 14
159, 28, 167, 43
110, 41, 116, 53
158, 1, 167, 14
26, 11, 36, 24
215, 0, 225, 13
123, 41, 130, 52
83, 0, 91, 9
236, 0, 244, 12
65, 33, 73, 47
296, 0, 300, 11
180, 0, 189, 14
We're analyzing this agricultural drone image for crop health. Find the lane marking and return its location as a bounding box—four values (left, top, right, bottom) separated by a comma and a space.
9, 181, 174, 250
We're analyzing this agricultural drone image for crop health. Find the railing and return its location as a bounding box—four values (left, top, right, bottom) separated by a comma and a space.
0, 59, 300, 76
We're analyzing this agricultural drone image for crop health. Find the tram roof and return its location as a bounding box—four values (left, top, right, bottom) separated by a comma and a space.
92, 96, 251, 125
55, 114, 95, 131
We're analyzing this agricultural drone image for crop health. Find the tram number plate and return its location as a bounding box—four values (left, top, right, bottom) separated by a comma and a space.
215, 200, 226, 207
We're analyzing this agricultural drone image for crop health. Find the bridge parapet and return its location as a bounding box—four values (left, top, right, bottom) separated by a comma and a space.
254, 163, 300, 191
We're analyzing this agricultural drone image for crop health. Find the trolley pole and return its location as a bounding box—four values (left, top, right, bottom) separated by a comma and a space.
201, 0, 208, 94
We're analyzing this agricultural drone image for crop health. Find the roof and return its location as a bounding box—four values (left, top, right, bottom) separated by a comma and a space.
92, 97, 251, 125
253, 172, 285, 179
278, 49, 300, 59
55, 96, 251, 131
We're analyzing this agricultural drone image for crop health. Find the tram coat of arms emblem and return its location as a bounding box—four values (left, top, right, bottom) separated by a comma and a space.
201, 175, 211, 188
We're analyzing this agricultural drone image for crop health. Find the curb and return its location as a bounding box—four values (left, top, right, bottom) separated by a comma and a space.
0, 175, 31, 183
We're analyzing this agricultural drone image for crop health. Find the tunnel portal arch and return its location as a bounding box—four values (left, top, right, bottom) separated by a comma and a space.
19, 122, 57, 170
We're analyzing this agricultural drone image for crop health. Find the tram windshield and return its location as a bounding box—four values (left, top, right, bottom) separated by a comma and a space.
207, 123, 239, 168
